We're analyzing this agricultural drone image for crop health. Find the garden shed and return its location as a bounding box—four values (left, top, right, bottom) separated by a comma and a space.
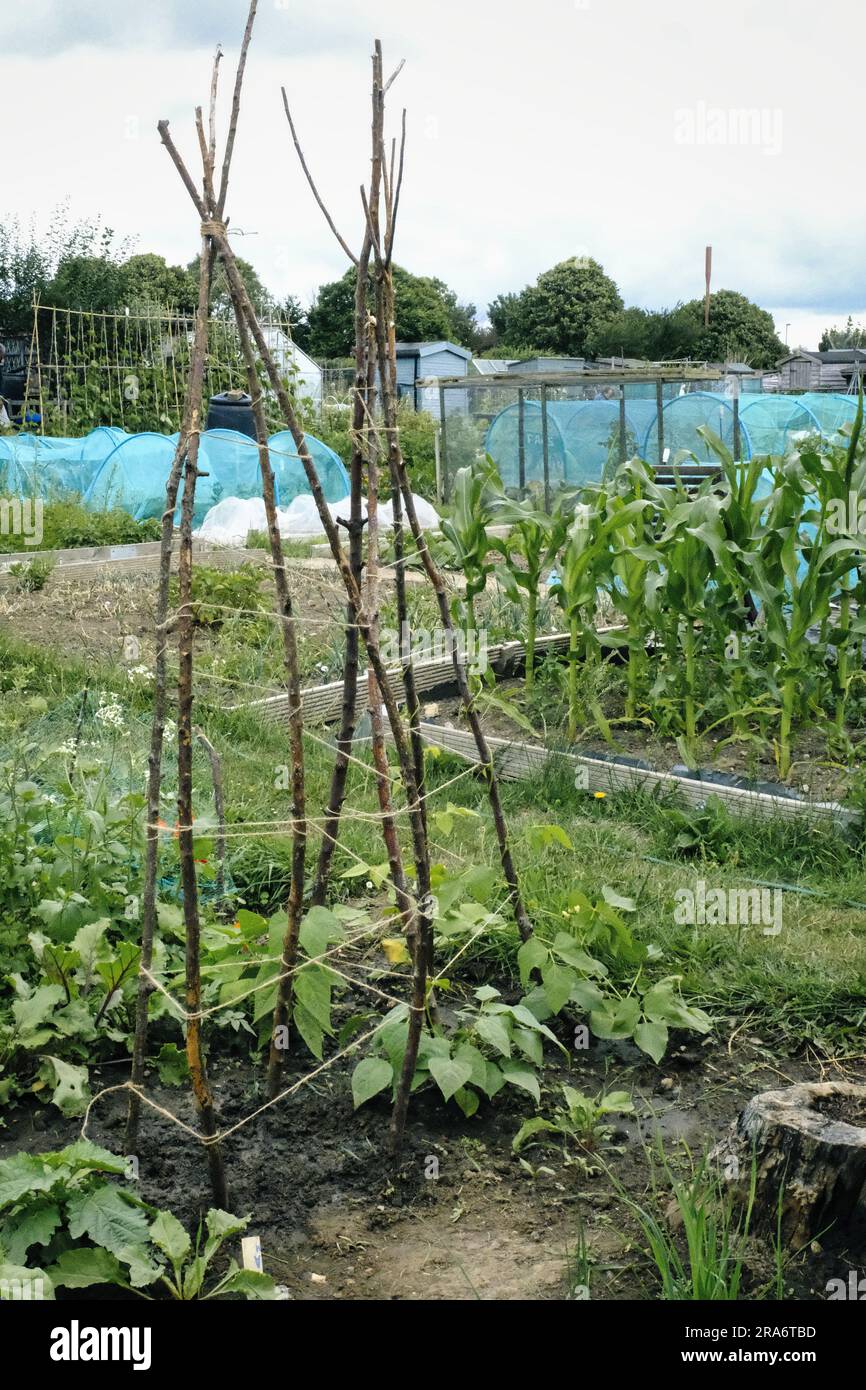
394, 340, 471, 413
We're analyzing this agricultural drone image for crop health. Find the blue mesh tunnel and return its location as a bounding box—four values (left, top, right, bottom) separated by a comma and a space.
795, 392, 859, 437
0, 428, 128, 496
83, 432, 182, 521
267, 430, 349, 503
644, 392, 753, 465
739, 395, 821, 456
484, 398, 658, 489
82, 427, 350, 522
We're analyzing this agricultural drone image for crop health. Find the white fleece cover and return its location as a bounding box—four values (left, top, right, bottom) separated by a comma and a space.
195, 492, 440, 545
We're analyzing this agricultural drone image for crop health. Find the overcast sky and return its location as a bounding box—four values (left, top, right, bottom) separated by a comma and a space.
4, 0, 864, 349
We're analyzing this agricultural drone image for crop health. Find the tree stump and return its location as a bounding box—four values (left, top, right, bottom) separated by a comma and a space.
712, 1082, 866, 1247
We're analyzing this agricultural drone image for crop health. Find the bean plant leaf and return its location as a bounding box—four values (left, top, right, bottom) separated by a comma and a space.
474, 1012, 512, 1058
500, 1063, 541, 1102
633, 1019, 669, 1063
428, 1055, 473, 1102
352, 1057, 393, 1109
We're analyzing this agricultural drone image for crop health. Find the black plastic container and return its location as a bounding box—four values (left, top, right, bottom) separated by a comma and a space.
206, 390, 256, 438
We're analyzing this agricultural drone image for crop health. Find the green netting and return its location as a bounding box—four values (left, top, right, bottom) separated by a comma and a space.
794, 392, 859, 437
644, 392, 753, 465
484, 398, 659, 489
739, 395, 821, 456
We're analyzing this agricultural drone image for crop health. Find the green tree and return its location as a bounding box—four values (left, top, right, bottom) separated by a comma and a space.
680, 289, 784, 368
187, 253, 273, 318
49, 254, 127, 313
488, 291, 527, 348
586, 304, 701, 361
819, 316, 866, 351
0, 206, 128, 331
494, 257, 623, 356
121, 254, 197, 313
522, 257, 623, 355
307, 264, 473, 359
281, 294, 311, 352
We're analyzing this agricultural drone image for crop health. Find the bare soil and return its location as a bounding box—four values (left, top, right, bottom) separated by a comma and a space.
3, 1028, 864, 1301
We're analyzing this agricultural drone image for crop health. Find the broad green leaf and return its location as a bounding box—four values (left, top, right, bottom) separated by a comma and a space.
500, 1063, 541, 1102
156, 1043, 189, 1087
597, 1090, 635, 1115
569, 979, 606, 1011
517, 936, 548, 989
67, 1186, 151, 1258
149, 1208, 191, 1265
590, 995, 641, 1041
11, 986, 64, 1036
428, 1055, 473, 1103
298, 906, 343, 961
541, 961, 574, 1015
39, 1057, 90, 1117
0, 1201, 61, 1263
0, 1154, 55, 1209
293, 1003, 324, 1060
294, 966, 334, 1034
47, 1246, 126, 1290
512, 1116, 559, 1153
453, 1086, 480, 1119
0, 1261, 54, 1300
211, 1266, 279, 1300
204, 1208, 249, 1260
513, 1027, 543, 1067
452, 1042, 489, 1090
634, 1019, 669, 1063
351, 1057, 393, 1109
474, 1012, 512, 1058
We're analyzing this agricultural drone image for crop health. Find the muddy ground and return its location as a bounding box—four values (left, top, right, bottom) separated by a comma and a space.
3, 1025, 864, 1302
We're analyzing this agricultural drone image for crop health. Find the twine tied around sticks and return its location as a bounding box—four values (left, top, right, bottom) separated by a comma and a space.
200, 219, 228, 239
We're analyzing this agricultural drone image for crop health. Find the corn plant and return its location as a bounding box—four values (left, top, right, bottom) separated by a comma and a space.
492, 495, 568, 693
549, 500, 609, 739
746, 438, 865, 779
644, 486, 730, 765
439, 456, 504, 632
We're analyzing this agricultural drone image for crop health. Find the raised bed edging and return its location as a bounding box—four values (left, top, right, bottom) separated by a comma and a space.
237, 629, 858, 829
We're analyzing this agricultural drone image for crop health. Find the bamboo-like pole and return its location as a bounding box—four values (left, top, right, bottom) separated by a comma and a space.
362, 100, 534, 945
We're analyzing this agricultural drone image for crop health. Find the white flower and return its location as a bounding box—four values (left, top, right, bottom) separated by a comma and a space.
94, 698, 126, 734
163, 719, 177, 741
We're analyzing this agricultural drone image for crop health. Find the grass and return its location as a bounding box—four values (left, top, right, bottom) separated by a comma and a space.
1, 620, 865, 1052
617, 1147, 760, 1301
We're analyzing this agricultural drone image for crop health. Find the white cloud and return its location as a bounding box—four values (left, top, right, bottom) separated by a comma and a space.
4, 0, 865, 348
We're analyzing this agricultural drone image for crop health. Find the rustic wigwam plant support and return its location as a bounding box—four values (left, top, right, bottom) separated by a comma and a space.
122, 0, 534, 1183
281, 39, 538, 1137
